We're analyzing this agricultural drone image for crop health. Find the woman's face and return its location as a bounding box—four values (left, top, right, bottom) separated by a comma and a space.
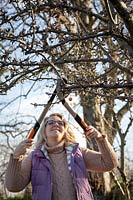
45, 115, 66, 145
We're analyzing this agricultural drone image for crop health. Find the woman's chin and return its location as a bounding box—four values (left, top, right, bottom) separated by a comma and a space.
49, 134, 64, 142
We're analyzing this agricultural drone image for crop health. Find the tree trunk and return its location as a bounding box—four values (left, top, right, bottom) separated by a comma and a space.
81, 94, 112, 198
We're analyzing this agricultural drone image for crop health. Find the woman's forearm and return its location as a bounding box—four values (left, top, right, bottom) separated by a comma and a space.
5, 154, 32, 192
82, 136, 119, 172
96, 136, 119, 171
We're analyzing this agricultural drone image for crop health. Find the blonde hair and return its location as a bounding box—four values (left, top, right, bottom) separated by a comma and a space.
35, 113, 77, 148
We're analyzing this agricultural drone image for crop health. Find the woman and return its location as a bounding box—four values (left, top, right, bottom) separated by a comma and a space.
5, 113, 118, 200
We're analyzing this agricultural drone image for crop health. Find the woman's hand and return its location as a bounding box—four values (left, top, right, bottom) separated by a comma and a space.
85, 126, 102, 140
13, 138, 34, 159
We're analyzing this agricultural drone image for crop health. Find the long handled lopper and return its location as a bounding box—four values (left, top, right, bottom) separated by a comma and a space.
27, 78, 89, 139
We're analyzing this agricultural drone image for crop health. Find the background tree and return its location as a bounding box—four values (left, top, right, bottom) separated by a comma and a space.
0, 0, 133, 199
